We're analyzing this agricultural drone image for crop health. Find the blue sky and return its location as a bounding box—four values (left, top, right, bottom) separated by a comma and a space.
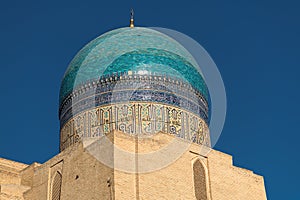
0, 0, 299, 199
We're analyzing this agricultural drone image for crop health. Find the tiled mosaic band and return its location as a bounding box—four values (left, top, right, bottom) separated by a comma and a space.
60, 102, 210, 151
59, 73, 209, 127
59, 73, 210, 150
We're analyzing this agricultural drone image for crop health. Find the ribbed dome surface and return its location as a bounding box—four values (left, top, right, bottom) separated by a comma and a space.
60, 27, 208, 105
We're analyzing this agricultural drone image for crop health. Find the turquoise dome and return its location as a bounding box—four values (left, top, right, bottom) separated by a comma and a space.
59, 27, 209, 105
59, 27, 212, 150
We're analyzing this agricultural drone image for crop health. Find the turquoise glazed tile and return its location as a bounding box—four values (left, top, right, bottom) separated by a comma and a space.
60, 27, 209, 105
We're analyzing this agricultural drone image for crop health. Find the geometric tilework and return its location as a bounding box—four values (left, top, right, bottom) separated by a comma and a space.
60, 102, 210, 151
59, 72, 210, 151
59, 72, 209, 126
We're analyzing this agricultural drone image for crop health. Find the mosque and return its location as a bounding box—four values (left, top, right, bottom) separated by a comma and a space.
0, 16, 267, 200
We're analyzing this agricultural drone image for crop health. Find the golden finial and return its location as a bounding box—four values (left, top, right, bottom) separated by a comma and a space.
130, 8, 134, 28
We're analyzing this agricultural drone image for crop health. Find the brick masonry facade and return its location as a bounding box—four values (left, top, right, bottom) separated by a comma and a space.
0, 131, 267, 200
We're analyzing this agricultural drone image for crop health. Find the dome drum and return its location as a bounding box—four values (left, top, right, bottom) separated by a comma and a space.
59, 71, 209, 126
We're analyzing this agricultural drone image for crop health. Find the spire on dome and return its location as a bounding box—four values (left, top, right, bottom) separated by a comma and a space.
130, 8, 134, 28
